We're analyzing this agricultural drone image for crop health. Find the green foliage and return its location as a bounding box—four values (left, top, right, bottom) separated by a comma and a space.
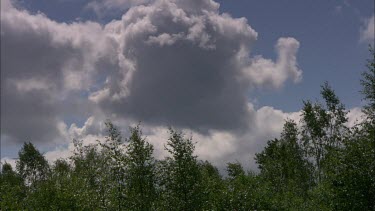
99, 121, 127, 210
160, 129, 204, 210
70, 142, 114, 209
16, 142, 49, 185
0, 163, 26, 210
257, 120, 313, 191
227, 162, 245, 178
329, 47, 375, 210
256, 120, 313, 209
361, 46, 375, 122
224, 162, 257, 210
301, 82, 348, 182
124, 125, 156, 210
198, 161, 226, 210
333, 127, 375, 210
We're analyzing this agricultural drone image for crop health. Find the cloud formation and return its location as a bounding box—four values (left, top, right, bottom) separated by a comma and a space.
243, 37, 302, 89
360, 14, 374, 43
90, 0, 302, 132
1, 0, 304, 168
1, 106, 365, 171
37, 105, 302, 171
1, 0, 117, 145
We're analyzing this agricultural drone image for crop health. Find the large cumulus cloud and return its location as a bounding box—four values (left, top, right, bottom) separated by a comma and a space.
90, 0, 302, 132
1, 0, 368, 172
1, 0, 303, 164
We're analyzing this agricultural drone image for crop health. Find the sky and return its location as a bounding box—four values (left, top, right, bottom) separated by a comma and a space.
1, 0, 374, 170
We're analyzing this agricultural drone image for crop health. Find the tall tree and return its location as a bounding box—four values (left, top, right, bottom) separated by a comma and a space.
225, 162, 255, 210
300, 82, 348, 182
69, 139, 114, 210
16, 142, 49, 186
257, 120, 312, 189
332, 46, 375, 210
256, 120, 312, 209
162, 129, 203, 210
99, 121, 127, 210
48, 159, 79, 210
198, 161, 225, 210
124, 125, 156, 210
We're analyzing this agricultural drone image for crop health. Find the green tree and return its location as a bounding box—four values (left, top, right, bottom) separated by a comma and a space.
224, 162, 254, 210
14, 143, 68, 210
99, 121, 127, 210
332, 128, 375, 210
330, 46, 375, 210
69, 140, 114, 210
198, 161, 225, 210
0, 163, 26, 210
256, 120, 312, 209
124, 125, 156, 210
360, 46, 375, 122
46, 159, 79, 209
301, 82, 348, 182
161, 129, 203, 210
16, 142, 49, 186
305, 47, 375, 210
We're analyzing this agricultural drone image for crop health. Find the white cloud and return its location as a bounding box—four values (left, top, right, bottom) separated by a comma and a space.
243, 37, 302, 89
31, 105, 301, 171
1, 0, 118, 146
360, 14, 374, 44
346, 107, 364, 127
89, 0, 300, 132
1, 0, 305, 171
2, 104, 363, 173
2, 0, 303, 143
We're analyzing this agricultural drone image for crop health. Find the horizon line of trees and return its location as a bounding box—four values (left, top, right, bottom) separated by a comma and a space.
1, 47, 374, 210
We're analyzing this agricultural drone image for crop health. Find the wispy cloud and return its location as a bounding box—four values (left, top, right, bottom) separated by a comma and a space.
360, 14, 374, 44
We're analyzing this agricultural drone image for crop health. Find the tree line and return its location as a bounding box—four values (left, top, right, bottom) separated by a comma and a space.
1, 48, 374, 210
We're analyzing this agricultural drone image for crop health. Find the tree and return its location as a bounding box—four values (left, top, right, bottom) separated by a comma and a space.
330, 46, 375, 210
198, 161, 225, 210
224, 162, 256, 210
16, 142, 49, 186
46, 159, 79, 210
69, 139, 114, 210
161, 129, 203, 210
333, 129, 375, 210
256, 120, 312, 209
227, 162, 245, 179
300, 82, 348, 182
360, 46, 375, 122
0, 163, 26, 210
99, 121, 127, 210
124, 125, 156, 210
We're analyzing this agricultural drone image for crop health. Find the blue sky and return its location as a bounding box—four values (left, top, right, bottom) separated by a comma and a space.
218, 0, 374, 111
1, 0, 374, 168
